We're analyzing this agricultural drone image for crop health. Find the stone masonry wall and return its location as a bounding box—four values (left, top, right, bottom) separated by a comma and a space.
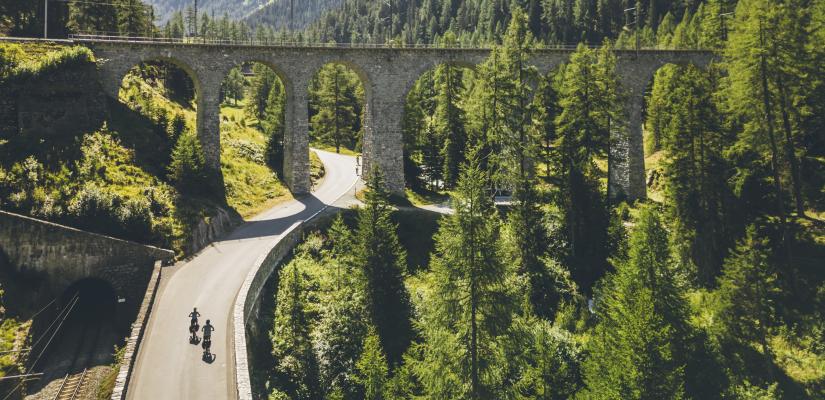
0, 210, 174, 304
83, 40, 715, 201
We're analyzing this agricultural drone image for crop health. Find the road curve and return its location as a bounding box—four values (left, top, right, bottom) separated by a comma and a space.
127, 150, 358, 400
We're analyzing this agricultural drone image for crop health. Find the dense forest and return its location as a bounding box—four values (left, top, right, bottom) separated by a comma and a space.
259, 2, 825, 399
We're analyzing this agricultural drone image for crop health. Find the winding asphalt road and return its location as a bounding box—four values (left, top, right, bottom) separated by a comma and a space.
127, 150, 358, 400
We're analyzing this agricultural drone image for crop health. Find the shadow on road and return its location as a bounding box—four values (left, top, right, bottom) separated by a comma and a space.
221, 194, 344, 241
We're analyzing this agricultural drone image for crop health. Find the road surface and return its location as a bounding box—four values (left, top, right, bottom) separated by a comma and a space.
127, 150, 358, 400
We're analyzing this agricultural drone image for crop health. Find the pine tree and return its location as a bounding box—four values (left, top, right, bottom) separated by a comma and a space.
355, 329, 389, 400
263, 81, 286, 171
222, 68, 245, 105
716, 225, 781, 359
245, 64, 279, 121
553, 43, 618, 292
354, 167, 412, 366
315, 272, 370, 399
168, 132, 207, 195
411, 152, 515, 398
310, 64, 361, 153
433, 33, 467, 188
579, 207, 689, 400
655, 64, 732, 285
270, 258, 321, 400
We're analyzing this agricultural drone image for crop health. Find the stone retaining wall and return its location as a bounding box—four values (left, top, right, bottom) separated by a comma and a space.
0, 210, 174, 304
110, 260, 163, 400
232, 207, 339, 400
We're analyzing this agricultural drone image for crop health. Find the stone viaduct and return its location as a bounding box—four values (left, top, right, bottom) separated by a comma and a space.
80, 38, 715, 200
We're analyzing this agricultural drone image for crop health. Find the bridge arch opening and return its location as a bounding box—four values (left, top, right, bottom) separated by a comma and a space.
403, 62, 476, 192
308, 62, 367, 156
218, 62, 292, 211
116, 59, 200, 177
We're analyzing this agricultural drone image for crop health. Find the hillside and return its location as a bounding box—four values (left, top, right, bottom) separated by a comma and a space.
0, 42, 298, 256
301, 0, 729, 45
245, 0, 344, 31
143, 0, 269, 24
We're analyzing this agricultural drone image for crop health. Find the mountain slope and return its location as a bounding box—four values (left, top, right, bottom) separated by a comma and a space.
244, 0, 344, 30
144, 0, 269, 24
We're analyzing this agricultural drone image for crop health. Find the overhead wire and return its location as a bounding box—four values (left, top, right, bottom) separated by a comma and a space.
1, 294, 80, 400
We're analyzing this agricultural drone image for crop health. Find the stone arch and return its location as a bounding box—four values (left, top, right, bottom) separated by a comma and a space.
613, 53, 716, 201
217, 60, 294, 184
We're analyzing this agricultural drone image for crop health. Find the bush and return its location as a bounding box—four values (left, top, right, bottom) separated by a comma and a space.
0, 43, 23, 80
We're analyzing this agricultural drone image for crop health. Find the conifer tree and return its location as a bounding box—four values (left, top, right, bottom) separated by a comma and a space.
262, 79, 286, 171
655, 64, 732, 285
270, 259, 321, 400
411, 152, 515, 398
355, 329, 389, 400
311, 64, 361, 153
245, 64, 279, 121
168, 132, 207, 195
716, 225, 781, 358
553, 43, 619, 292
355, 167, 412, 366
433, 33, 467, 188
579, 207, 689, 400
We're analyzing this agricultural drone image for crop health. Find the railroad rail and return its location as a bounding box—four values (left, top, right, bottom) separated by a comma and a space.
53, 368, 88, 400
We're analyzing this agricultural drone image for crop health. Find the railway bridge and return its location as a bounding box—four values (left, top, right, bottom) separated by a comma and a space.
80, 37, 715, 200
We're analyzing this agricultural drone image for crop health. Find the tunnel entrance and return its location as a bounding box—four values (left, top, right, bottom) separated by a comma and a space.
60, 278, 118, 323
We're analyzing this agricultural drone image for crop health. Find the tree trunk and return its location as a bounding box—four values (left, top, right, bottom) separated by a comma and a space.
759, 22, 788, 240
777, 78, 805, 217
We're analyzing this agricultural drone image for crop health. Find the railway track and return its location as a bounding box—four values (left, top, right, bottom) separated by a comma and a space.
51, 322, 102, 400
52, 368, 88, 400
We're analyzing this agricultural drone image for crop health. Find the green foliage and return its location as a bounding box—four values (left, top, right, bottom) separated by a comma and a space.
222, 68, 246, 105
270, 258, 321, 400
355, 167, 413, 366
652, 64, 734, 285
309, 64, 363, 153
717, 225, 781, 353
409, 154, 516, 398
579, 207, 690, 400
168, 132, 209, 195
552, 43, 620, 292
355, 330, 389, 400
506, 316, 583, 399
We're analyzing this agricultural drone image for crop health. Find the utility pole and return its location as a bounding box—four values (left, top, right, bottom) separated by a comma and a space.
194, 0, 198, 37
44, 0, 48, 38
720, 12, 734, 42
623, 6, 640, 56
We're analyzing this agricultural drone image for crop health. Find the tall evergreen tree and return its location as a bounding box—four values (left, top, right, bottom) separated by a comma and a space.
355, 167, 412, 366
410, 152, 516, 399
270, 258, 321, 400
553, 43, 620, 292
433, 33, 468, 188
716, 225, 781, 360
579, 207, 689, 400
654, 64, 733, 285
310, 64, 362, 153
